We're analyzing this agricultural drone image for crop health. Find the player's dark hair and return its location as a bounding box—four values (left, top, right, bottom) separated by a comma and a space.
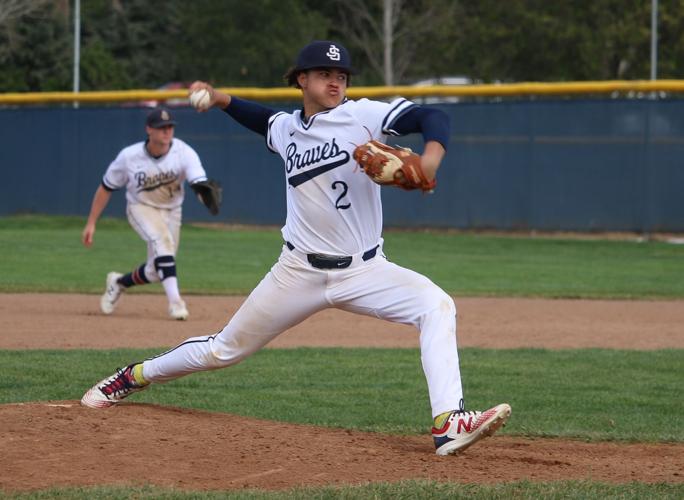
283, 67, 351, 89
284, 67, 301, 88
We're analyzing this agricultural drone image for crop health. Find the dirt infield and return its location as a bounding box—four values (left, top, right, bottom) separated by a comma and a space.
1, 293, 683, 492
3, 293, 683, 350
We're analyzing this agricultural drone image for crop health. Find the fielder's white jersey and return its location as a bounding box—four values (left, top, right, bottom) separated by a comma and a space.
267, 97, 416, 255
103, 138, 207, 209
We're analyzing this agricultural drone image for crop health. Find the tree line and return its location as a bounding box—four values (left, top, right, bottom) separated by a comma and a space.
1, 0, 683, 93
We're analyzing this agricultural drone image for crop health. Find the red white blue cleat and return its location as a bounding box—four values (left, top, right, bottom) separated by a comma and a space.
81, 364, 148, 408
432, 403, 511, 455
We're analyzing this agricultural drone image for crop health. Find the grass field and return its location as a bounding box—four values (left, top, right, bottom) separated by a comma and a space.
1, 348, 682, 442
6, 481, 684, 499
1, 215, 683, 298
1, 215, 682, 498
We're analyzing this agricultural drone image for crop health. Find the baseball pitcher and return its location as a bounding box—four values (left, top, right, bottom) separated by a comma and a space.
82, 41, 511, 455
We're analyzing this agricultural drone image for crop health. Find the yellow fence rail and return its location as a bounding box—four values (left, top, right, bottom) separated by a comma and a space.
2, 80, 684, 105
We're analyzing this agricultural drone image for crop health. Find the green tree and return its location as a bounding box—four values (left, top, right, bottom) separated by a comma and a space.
656, 0, 684, 78
0, 2, 71, 92
80, 0, 183, 90
328, 0, 457, 85
1, 0, 683, 92
172, 0, 330, 87
80, 37, 132, 90
428, 0, 654, 82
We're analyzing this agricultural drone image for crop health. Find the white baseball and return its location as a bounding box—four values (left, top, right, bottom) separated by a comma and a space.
189, 89, 211, 111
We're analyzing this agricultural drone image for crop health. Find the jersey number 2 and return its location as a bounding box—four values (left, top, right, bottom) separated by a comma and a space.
332, 181, 350, 210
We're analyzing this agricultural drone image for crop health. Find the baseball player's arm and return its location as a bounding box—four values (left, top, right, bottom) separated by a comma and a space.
188, 81, 274, 136
420, 141, 446, 181
392, 106, 450, 180
82, 184, 112, 247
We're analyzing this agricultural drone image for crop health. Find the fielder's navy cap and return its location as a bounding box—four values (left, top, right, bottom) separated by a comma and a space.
293, 40, 355, 74
146, 107, 176, 128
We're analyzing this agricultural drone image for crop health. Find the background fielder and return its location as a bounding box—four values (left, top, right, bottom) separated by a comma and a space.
82, 107, 217, 321
81, 41, 510, 455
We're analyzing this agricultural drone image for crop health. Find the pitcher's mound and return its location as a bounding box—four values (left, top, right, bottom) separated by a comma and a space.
1, 402, 682, 492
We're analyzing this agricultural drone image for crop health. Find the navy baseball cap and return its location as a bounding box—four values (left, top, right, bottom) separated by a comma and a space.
146, 108, 176, 128
293, 40, 355, 74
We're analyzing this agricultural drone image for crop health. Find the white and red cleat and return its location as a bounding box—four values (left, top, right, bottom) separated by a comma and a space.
81, 364, 149, 409
432, 403, 512, 455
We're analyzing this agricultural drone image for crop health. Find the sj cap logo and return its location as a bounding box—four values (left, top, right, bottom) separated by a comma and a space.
161, 110, 170, 121
326, 44, 341, 61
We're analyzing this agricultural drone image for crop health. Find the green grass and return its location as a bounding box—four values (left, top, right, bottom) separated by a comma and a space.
4, 480, 683, 499
0, 215, 682, 298
1, 348, 681, 442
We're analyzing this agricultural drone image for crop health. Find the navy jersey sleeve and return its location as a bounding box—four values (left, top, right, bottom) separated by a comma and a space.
223, 97, 275, 137
391, 106, 450, 151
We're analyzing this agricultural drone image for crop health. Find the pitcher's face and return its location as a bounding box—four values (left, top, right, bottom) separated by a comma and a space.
299, 68, 348, 116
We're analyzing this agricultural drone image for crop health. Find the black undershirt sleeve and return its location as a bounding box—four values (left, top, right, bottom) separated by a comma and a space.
223, 97, 275, 137
392, 106, 450, 150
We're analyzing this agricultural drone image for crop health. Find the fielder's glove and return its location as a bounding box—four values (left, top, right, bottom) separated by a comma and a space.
191, 179, 222, 216
352, 140, 436, 193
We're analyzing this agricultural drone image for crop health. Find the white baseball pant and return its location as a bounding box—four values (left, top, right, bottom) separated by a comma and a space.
141, 243, 463, 417
126, 203, 181, 282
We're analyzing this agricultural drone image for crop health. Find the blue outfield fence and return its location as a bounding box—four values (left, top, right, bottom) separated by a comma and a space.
0, 98, 682, 232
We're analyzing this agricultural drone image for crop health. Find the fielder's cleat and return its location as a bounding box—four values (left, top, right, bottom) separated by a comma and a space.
100, 272, 124, 315
432, 403, 511, 456
168, 299, 189, 321
81, 364, 149, 409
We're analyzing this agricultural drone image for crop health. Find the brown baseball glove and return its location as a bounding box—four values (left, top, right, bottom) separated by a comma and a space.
352, 140, 436, 192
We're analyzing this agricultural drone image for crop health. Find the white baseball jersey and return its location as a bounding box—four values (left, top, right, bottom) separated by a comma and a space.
103, 138, 207, 209
267, 97, 416, 255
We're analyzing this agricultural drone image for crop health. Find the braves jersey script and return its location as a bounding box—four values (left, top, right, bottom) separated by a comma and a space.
267, 97, 416, 255
103, 138, 207, 209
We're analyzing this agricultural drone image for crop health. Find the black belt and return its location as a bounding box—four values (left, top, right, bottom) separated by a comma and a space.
286, 241, 379, 269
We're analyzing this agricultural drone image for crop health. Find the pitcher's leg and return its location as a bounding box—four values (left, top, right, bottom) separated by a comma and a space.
332, 260, 462, 417
142, 255, 328, 381
416, 290, 461, 417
